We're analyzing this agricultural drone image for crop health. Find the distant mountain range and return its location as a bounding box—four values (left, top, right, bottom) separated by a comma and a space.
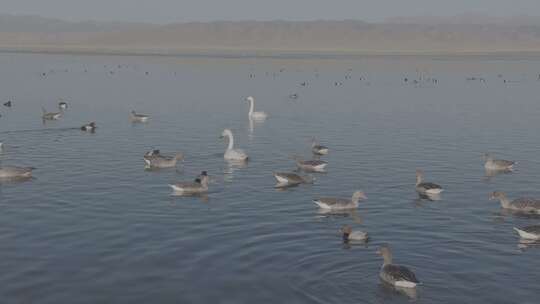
2, 14, 540, 54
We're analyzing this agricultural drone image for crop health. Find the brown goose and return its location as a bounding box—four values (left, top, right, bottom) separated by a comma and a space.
490, 191, 540, 213
377, 245, 420, 288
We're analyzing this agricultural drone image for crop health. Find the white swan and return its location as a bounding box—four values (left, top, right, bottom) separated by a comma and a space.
221, 129, 248, 161
246, 96, 268, 120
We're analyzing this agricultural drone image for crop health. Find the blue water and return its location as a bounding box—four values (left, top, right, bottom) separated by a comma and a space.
1, 53, 540, 303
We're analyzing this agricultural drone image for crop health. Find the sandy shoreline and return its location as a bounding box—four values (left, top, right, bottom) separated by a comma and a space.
2, 45, 540, 59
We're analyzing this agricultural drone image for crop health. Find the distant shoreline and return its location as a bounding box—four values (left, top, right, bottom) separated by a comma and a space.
2, 45, 540, 59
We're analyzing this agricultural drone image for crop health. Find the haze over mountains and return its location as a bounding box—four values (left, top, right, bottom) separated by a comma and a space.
2, 13, 540, 54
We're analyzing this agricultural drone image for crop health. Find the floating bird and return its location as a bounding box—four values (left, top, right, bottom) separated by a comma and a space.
313, 190, 367, 210
144, 149, 161, 157
80, 122, 96, 132
143, 150, 184, 168
42, 107, 62, 120
514, 225, 540, 240
490, 191, 540, 213
0, 166, 34, 178
245, 96, 268, 120
169, 171, 209, 194
130, 110, 149, 122
377, 245, 420, 289
293, 156, 327, 172
415, 170, 443, 195
273, 172, 313, 187
221, 129, 248, 161
341, 225, 368, 242
289, 93, 299, 100
58, 99, 68, 110
311, 138, 329, 155
483, 153, 516, 171
3, 100, 12, 107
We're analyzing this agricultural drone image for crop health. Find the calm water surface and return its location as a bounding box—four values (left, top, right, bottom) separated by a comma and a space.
1, 53, 540, 303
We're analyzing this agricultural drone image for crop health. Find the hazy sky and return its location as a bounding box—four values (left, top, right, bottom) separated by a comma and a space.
2, 0, 540, 23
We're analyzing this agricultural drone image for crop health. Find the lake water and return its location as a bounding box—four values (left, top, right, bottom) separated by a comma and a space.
1, 52, 540, 303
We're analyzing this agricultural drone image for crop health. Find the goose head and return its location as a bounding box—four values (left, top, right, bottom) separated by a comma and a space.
490, 191, 506, 200
341, 225, 352, 242
352, 191, 367, 202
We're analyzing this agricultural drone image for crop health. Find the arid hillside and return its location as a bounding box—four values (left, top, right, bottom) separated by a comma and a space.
2, 15, 540, 54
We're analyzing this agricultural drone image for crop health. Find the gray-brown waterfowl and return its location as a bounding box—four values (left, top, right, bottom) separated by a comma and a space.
80, 122, 96, 132
377, 245, 420, 289
313, 191, 367, 210
415, 170, 443, 195
293, 155, 327, 172
144, 150, 184, 168
341, 225, 368, 242
130, 110, 149, 122
273, 172, 313, 187
483, 153, 516, 170
169, 171, 209, 194
0, 166, 34, 178
311, 138, 329, 155
42, 107, 62, 120
490, 191, 540, 213
3, 100, 12, 107
59, 100, 68, 110
514, 225, 540, 240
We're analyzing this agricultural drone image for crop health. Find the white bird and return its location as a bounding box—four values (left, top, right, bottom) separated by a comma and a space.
130, 110, 149, 122
377, 245, 420, 289
341, 225, 368, 242
221, 129, 248, 161
169, 171, 209, 194
415, 169, 443, 195
514, 226, 540, 240
246, 96, 268, 120
313, 191, 367, 210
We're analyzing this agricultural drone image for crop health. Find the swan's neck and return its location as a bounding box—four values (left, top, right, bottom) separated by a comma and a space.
248, 100, 254, 115
226, 133, 234, 150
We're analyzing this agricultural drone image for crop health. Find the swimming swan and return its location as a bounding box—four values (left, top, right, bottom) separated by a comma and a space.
246, 96, 268, 120
221, 129, 248, 161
